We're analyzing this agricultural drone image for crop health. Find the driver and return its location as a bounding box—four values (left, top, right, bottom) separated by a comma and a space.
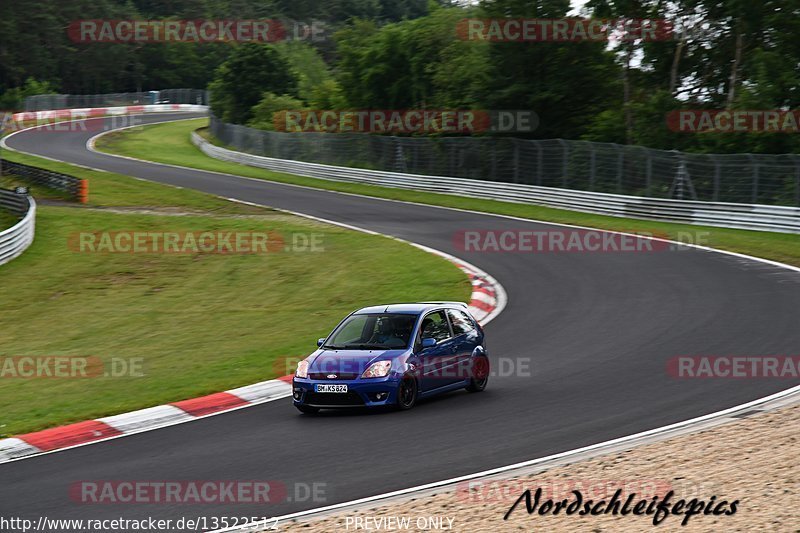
368, 317, 406, 347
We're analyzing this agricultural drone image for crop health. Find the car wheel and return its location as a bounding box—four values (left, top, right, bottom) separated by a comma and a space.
296, 405, 320, 415
466, 356, 489, 392
396, 375, 418, 410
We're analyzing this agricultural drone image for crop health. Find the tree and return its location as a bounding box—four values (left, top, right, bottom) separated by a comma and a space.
248, 92, 306, 130
275, 42, 345, 108
477, 0, 621, 139
209, 43, 297, 123
0, 78, 56, 110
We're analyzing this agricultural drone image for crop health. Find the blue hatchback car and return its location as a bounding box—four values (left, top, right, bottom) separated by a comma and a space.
292, 302, 489, 413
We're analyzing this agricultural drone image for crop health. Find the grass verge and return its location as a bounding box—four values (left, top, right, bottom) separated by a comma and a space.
95, 118, 800, 268
0, 141, 469, 436
0, 209, 19, 230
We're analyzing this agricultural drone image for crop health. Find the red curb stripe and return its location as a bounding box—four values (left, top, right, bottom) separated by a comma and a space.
472, 285, 496, 297
278, 374, 294, 383
470, 299, 495, 313
19, 421, 122, 452
171, 392, 248, 417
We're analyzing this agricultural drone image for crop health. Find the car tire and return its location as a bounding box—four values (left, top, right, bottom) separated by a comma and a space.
396, 375, 418, 410
466, 356, 489, 392
296, 405, 320, 415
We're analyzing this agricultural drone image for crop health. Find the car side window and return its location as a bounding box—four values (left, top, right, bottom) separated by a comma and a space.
418, 310, 451, 345
447, 309, 475, 336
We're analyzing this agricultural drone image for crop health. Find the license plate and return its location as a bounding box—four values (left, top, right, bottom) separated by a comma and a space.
315, 384, 348, 393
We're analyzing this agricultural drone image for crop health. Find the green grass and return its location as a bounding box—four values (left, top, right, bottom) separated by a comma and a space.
1, 149, 265, 213
0, 209, 19, 230
0, 136, 469, 436
96, 119, 800, 268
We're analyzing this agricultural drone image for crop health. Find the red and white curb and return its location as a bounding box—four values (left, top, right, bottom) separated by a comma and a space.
0, 256, 504, 464
0, 377, 293, 463
10, 104, 206, 123
454, 259, 503, 324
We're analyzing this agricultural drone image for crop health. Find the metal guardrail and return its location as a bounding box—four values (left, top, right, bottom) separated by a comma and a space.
0, 188, 36, 266
1, 160, 87, 202
210, 115, 800, 208
192, 131, 800, 233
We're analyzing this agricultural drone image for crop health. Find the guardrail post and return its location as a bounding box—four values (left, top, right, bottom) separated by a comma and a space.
645, 148, 652, 196
588, 142, 596, 191
616, 147, 624, 193
713, 156, 721, 202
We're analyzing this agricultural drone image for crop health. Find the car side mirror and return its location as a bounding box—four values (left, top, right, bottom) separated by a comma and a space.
317, 338, 326, 347
421, 338, 437, 349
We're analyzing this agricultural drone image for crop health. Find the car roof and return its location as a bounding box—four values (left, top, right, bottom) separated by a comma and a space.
353, 302, 468, 315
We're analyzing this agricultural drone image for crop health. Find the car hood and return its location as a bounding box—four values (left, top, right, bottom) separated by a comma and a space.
308, 349, 408, 376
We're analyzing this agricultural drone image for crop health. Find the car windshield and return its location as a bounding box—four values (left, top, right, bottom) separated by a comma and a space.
323, 313, 417, 350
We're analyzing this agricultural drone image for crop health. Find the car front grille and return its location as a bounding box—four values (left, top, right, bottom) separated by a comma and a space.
305, 391, 365, 406
308, 372, 360, 380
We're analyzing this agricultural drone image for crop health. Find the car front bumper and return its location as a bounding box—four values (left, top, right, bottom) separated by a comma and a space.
292, 376, 400, 408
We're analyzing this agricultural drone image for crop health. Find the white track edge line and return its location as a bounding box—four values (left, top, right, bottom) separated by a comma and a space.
0, 115, 505, 463
79, 117, 800, 532
212, 382, 800, 530
5, 117, 800, 525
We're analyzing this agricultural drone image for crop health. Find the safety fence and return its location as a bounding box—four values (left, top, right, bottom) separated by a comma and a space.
210, 115, 800, 208
193, 131, 800, 233
0, 188, 36, 266
24, 89, 208, 112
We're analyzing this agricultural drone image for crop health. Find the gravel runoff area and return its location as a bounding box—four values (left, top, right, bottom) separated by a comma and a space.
275, 402, 799, 532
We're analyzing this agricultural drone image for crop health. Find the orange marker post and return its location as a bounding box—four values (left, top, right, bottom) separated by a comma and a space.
77, 179, 88, 204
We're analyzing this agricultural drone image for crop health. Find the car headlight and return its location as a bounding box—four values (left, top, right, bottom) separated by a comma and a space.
296, 360, 310, 379
362, 360, 392, 379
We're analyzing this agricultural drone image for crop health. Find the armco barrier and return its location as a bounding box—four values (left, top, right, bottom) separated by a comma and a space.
192, 132, 800, 234
4, 104, 208, 202
0, 188, 36, 266
11, 103, 207, 123
1, 160, 87, 203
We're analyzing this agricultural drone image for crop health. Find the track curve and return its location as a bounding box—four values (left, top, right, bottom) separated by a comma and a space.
2, 113, 799, 528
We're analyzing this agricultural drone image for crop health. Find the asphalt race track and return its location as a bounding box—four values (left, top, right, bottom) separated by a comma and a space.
3, 113, 800, 528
